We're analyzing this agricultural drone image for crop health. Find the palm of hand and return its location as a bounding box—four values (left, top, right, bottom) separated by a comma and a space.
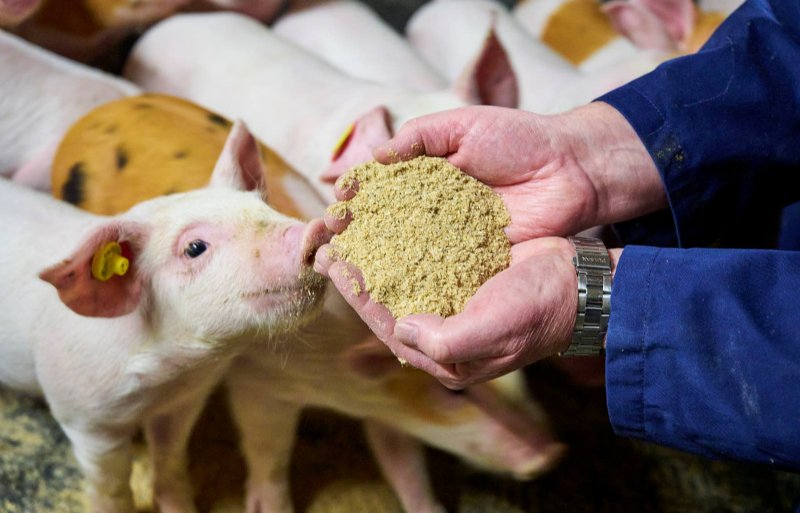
315, 236, 577, 389
373, 106, 600, 243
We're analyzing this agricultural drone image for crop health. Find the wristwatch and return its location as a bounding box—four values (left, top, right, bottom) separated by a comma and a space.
560, 236, 612, 357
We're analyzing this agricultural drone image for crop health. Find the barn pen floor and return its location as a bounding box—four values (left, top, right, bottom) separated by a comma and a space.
2, 362, 798, 513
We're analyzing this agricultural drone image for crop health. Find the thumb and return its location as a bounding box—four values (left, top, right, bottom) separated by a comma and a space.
372, 109, 469, 164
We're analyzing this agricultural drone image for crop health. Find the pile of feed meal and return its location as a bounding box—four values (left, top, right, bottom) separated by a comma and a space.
328, 156, 511, 318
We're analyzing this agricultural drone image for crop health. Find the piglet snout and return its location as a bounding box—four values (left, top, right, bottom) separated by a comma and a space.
286, 219, 331, 268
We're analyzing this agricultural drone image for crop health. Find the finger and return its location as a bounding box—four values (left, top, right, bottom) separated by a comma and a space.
327, 261, 397, 341
326, 262, 468, 385
313, 243, 337, 277
384, 341, 464, 385
388, 346, 517, 390
333, 174, 359, 202
394, 311, 507, 364
372, 108, 469, 164
323, 203, 352, 234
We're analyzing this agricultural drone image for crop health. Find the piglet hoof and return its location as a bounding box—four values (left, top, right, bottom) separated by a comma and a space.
510, 441, 568, 481
244, 482, 293, 513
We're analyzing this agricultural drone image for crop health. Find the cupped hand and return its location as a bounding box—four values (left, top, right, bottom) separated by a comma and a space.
315, 236, 578, 389
370, 102, 666, 242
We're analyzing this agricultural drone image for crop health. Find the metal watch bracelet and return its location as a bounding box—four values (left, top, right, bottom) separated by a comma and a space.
560, 236, 612, 357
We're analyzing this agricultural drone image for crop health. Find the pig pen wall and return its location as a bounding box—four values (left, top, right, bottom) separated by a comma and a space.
1, 1, 799, 512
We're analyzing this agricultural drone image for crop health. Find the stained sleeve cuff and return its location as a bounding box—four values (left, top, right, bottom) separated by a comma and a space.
604, 245, 661, 438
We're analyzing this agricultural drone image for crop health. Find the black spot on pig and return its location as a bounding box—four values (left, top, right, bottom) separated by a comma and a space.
134, 102, 154, 109
62, 163, 86, 206
116, 147, 129, 171
163, 189, 178, 196
173, 150, 189, 159
104, 124, 118, 134
207, 113, 231, 128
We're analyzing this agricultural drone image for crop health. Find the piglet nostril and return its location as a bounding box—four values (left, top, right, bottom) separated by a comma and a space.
299, 218, 332, 267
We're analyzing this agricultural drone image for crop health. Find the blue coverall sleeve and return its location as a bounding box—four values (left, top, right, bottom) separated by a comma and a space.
607, 246, 800, 470
598, 0, 800, 248
595, 0, 800, 469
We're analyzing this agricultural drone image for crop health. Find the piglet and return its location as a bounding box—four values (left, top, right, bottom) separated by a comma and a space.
226, 297, 565, 513
48, 93, 324, 221
124, 12, 518, 203
601, 0, 734, 54
0, 30, 139, 188
512, 0, 640, 72
513, 0, 730, 71
10, 0, 284, 63
407, 0, 577, 113
10, 0, 189, 63
406, 0, 659, 114
273, 0, 447, 92
0, 121, 329, 513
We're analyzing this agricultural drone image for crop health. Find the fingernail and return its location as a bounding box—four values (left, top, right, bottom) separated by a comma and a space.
394, 321, 418, 347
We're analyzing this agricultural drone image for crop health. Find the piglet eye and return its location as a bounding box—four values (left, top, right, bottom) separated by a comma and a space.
184, 240, 208, 258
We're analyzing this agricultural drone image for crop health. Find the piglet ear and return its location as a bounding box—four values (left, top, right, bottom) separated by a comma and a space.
209, 120, 268, 201
39, 221, 148, 318
454, 23, 519, 109
603, 0, 695, 51
321, 105, 393, 184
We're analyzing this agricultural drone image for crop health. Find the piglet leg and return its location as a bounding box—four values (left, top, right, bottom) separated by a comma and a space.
227, 377, 300, 513
62, 425, 136, 513
364, 420, 447, 513
144, 395, 210, 513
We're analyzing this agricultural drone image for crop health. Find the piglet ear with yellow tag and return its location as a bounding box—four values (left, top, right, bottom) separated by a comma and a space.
91, 242, 129, 282
322, 105, 393, 184
39, 221, 148, 318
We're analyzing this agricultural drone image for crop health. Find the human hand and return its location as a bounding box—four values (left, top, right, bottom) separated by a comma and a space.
316, 236, 588, 389
371, 102, 666, 242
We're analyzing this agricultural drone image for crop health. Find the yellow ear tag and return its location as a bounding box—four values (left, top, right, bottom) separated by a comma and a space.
331, 123, 355, 161
91, 242, 129, 281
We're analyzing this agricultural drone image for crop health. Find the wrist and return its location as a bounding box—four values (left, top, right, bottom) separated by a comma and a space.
561, 102, 667, 227
559, 237, 618, 357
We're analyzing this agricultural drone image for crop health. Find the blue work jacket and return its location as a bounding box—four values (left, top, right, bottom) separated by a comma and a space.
597, 0, 800, 470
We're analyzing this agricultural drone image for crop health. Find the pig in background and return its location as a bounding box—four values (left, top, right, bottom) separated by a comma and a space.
512, 0, 743, 73
6, 0, 286, 64
273, 0, 447, 92
0, 121, 331, 513
0, 30, 139, 187
123, 11, 518, 204
48, 93, 320, 219
405, 0, 655, 114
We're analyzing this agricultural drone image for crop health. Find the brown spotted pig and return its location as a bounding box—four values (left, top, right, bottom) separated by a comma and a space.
51, 93, 314, 219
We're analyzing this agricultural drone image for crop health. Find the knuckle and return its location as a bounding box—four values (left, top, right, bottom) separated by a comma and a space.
424, 331, 454, 363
